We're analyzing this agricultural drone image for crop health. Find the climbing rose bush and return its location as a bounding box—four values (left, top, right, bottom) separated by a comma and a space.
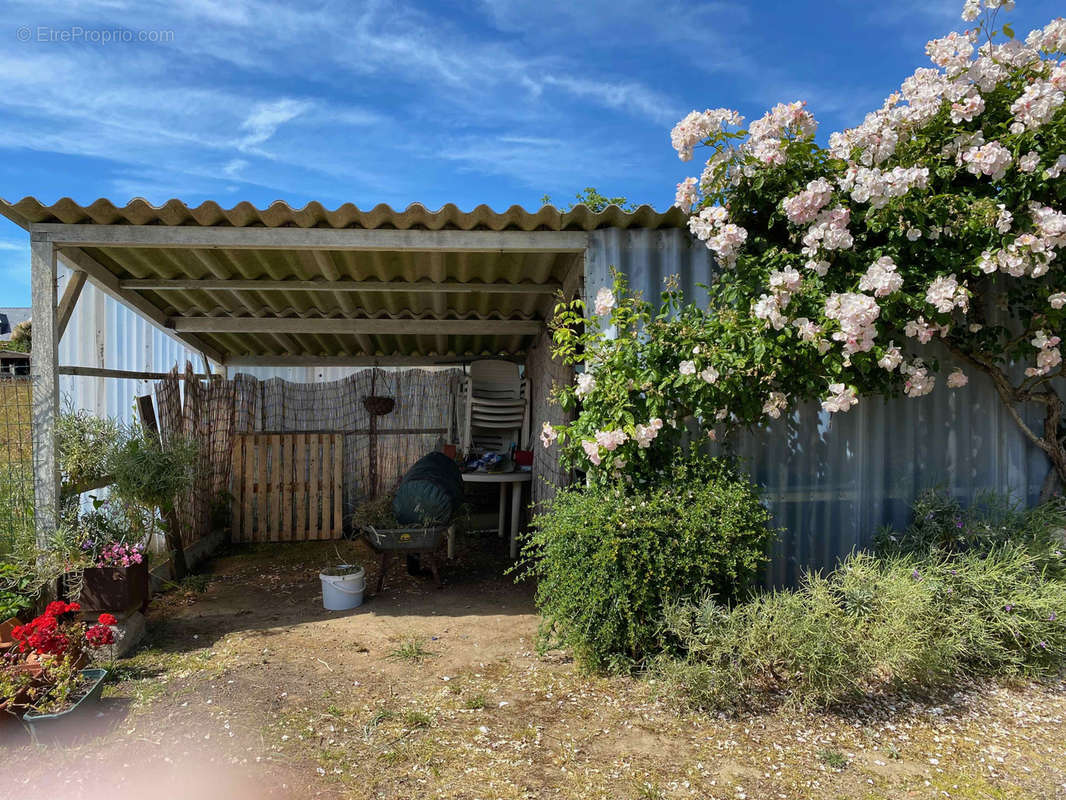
548, 3, 1066, 485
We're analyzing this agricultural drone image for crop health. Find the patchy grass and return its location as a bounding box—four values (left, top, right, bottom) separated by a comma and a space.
462, 692, 486, 710
3, 540, 1066, 800
402, 710, 433, 729
180, 573, 211, 593
818, 748, 849, 770
387, 637, 437, 664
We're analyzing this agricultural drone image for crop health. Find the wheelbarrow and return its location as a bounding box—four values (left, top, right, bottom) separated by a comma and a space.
363, 524, 453, 592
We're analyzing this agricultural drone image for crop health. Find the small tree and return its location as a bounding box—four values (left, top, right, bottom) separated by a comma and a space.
541, 187, 637, 212
8, 320, 30, 353
546, 3, 1066, 493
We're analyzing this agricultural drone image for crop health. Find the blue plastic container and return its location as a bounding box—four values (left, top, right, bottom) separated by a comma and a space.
23, 668, 108, 744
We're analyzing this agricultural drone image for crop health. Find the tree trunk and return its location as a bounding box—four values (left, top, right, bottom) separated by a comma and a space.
1038, 388, 1066, 499
162, 509, 187, 582
945, 343, 1066, 501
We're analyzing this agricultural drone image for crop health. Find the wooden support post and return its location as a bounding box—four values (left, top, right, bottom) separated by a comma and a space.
56, 269, 86, 341
31, 235, 60, 548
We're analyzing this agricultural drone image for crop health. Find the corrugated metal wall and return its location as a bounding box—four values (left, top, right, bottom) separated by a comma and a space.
56, 262, 376, 419
58, 231, 1054, 587
586, 228, 1054, 586
57, 261, 202, 425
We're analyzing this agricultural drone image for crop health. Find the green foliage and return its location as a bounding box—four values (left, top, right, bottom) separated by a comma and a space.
516, 453, 775, 672
180, 574, 210, 593
876, 489, 1066, 576
30, 653, 89, 715
818, 749, 848, 770
540, 187, 637, 212
549, 271, 807, 480
0, 660, 34, 703
1, 441, 86, 614
110, 426, 200, 514
387, 637, 437, 664
553, 7, 1066, 484
0, 522, 88, 609
462, 693, 486, 710
56, 409, 122, 492
0, 562, 32, 619
659, 546, 1066, 712
7, 320, 30, 353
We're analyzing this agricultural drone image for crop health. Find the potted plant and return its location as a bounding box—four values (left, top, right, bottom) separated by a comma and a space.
10, 601, 91, 671
71, 497, 149, 615
22, 659, 110, 744
108, 427, 200, 582
0, 658, 38, 729
7, 605, 116, 739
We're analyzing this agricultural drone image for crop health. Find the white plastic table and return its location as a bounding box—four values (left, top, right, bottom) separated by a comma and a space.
460, 470, 533, 558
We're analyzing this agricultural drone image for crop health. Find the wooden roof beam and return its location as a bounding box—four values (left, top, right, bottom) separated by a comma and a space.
118, 278, 561, 294
170, 317, 543, 336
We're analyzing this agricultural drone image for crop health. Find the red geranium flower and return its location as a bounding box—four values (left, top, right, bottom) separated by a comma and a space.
12, 614, 69, 656
97, 613, 118, 626
85, 624, 116, 648
44, 600, 81, 619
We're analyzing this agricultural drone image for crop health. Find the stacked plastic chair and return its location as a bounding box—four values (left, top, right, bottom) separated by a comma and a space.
459, 359, 529, 455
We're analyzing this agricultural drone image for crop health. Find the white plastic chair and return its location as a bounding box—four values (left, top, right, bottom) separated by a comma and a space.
460, 359, 529, 453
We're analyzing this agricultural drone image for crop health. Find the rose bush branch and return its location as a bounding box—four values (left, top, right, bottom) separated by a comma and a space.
547, 2, 1066, 492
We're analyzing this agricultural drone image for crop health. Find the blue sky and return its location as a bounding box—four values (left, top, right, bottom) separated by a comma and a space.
0, 0, 1061, 306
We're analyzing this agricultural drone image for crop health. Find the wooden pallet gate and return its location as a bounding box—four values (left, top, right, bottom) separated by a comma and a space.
230, 433, 344, 542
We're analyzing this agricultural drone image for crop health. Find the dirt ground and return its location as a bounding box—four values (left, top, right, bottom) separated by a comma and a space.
3, 532, 1066, 800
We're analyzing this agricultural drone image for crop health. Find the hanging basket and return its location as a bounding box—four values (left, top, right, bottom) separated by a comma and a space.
364, 395, 396, 416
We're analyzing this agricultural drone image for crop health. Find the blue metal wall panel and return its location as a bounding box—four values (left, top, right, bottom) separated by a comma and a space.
57, 263, 200, 426
586, 229, 1054, 586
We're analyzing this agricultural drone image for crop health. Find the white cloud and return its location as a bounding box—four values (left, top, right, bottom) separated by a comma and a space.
222, 158, 249, 179
238, 99, 314, 151
436, 133, 640, 190
539, 76, 679, 123
0, 0, 685, 215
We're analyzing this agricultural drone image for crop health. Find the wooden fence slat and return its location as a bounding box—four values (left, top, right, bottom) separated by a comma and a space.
308, 434, 321, 539
331, 435, 343, 537
242, 435, 255, 542
256, 434, 268, 543
231, 436, 242, 538
270, 434, 282, 540
229, 432, 345, 543
295, 433, 307, 539
280, 435, 292, 541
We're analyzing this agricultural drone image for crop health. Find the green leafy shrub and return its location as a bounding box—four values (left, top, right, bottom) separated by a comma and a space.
110, 427, 200, 515
0, 563, 32, 619
517, 454, 775, 672
56, 409, 122, 494
875, 489, 1066, 576
659, 547, 1066, 712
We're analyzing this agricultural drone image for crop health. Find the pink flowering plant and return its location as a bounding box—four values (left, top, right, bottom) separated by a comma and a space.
77, 496, 146, 569
549, 272, 809, 482
551, 3, 1066, 487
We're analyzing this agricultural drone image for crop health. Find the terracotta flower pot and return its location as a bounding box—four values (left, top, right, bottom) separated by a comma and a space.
74, 563, 149, 614
22, 650, 88, 678
0, 680, 37, 723
0, 617, 21, 653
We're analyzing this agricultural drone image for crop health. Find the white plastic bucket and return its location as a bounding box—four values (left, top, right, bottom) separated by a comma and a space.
320, 565, 366, 611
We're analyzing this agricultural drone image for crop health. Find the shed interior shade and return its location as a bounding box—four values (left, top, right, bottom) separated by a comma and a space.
3, 199, 685, 363
78, 245, 578, 360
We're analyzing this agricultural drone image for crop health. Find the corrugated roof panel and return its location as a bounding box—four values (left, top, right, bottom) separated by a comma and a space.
7, 197, 687, 362
0, 198, 685, 231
